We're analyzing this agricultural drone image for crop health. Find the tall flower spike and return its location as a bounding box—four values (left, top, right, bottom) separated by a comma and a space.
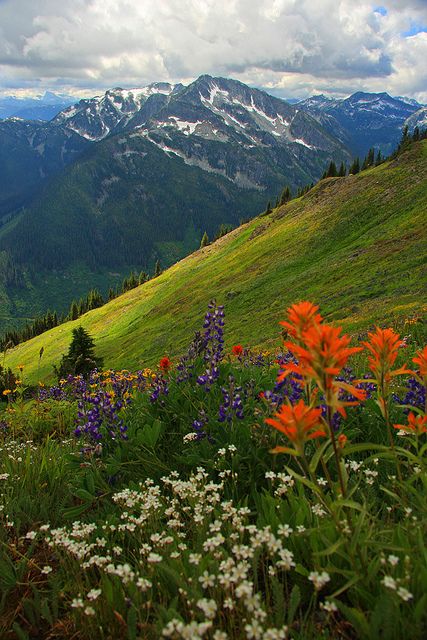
280, 301, 323, 340
363, 327, 411, 384
266, 399, 325, 455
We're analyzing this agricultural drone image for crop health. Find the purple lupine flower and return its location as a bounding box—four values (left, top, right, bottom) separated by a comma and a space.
393, 376, 426, 414
218, 376, 244, 423
197, 301, 225, 390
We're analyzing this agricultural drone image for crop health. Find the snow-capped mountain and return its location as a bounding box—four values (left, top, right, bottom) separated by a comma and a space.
52, 83, 181, 140
405, 106, 427, 132
0, 76, 349, 217
298, 91, 422, 157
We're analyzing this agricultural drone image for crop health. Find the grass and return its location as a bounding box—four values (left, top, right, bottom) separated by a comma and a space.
4, 140, 427, 384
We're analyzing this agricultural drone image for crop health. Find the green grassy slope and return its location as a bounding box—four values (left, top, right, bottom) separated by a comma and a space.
6, 141, 427, 383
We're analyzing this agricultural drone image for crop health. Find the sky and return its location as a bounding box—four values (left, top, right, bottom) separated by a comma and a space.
0, 0, 426, 102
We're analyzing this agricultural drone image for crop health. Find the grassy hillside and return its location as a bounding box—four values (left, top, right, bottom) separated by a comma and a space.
5, 141, 427, 383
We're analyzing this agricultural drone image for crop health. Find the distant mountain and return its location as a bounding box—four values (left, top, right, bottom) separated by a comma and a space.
0, 91, 75, 121
405, 106, 427, 132
298, 92, 422, 157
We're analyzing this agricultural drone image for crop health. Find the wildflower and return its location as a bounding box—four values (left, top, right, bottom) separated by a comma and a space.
41, 565, 52, 574
388, 555, 399, 566
232, 344, 244, 356
394, 412, 427, 435
159, 356, 172, 372
308, 571, 331, 590
2, 389, 11, 396
280, 301, 323, 340
397, 587, 413, 602
338, 433, 347, 448
363, 327, 411, 387
382, 575, 397, 590
266, 399, 325, 455
413, 345, 427, 378
320, 600, 338, 613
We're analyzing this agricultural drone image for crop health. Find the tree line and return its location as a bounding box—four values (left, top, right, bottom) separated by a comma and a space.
262, 125, 427, 215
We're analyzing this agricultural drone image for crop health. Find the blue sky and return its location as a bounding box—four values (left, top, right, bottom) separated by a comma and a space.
0, 0, 426, 102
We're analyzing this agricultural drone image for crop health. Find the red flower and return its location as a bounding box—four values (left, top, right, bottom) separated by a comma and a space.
280, 301, 323, 340
413, 346, 427, 379
232, 344, 244, 356
159, 356, 172, 372
394, 412, 427, 435
265, 399, 326, 454
363, 327, 411, 384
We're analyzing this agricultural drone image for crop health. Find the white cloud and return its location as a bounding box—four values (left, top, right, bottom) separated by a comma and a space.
0, 0, 425, 100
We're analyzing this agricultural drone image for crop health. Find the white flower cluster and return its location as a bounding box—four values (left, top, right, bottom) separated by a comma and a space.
36, 466, 300, 637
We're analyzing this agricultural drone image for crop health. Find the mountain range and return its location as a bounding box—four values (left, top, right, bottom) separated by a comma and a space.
0, 75, 425, 335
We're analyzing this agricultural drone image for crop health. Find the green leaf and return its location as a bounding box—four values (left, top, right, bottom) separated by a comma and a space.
287, 584, 301, 625
0, 559, 16, 588
127, 606, 138, 640
335, 601, 371, 638
12, 623, 29, 640
309, 440, 331, 474
74, 488, 95, 502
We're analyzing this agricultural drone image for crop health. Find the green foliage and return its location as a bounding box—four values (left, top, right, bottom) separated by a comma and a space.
55, 326, 103, 378
200, 231, 209, 248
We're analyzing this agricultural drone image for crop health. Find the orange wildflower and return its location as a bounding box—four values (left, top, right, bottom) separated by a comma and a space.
265, 399, 325, 454
280, 322, 365, 416
394, 412, 427, 436
280, 301, 323, 340
232, 344, 244, 356
338, 434, 348, 448
413, 346, 427, 379
363, 327, 411, 384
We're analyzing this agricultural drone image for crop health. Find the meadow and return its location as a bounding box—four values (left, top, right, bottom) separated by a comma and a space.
0, 300, 426, 639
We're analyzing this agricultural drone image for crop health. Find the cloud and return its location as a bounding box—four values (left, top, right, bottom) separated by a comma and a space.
0, 0, 425, 100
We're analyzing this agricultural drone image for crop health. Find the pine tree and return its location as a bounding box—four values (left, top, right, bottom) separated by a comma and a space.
154, 260, 162, 277
349, 157, 360, 174
69, 301, 79, 321
265, 201, 272, 215
56, 326, 103, 379
279, 186, 291, 206
325, 161, 337, 178
200, 231, 209, 248
138, 271, 148, 286
375, 150, 383, 166
338, 162, 346, 177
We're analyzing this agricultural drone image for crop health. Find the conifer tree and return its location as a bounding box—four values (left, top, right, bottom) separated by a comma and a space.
349, 157, 360, 174
326, 161, 338, 178
279, 186, 291, 206
338, 162, 346, 177
200, 231, 209, 248
154, 260, 162, 278
138, 271, 148, 285
56, 326, 103, 379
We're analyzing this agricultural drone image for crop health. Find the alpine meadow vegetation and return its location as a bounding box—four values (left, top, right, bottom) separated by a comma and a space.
0, 300, 426, 639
